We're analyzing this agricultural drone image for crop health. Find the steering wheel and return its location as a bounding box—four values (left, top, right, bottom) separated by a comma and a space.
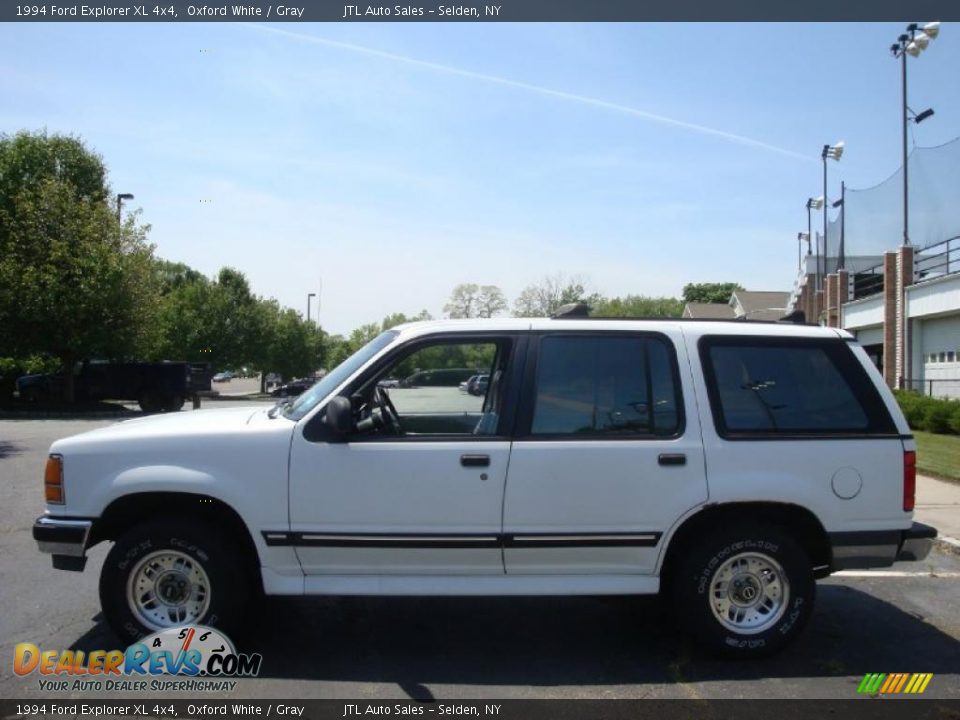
375, 386, 402, 435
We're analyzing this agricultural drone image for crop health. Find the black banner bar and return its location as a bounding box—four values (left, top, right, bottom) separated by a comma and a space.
1, 0, 958, 22
4, 699, 960, 720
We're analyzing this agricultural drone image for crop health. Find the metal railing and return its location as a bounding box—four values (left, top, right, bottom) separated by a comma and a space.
900, 377, 960, 399
850, 263, 885, 300
915, 235, 960, 282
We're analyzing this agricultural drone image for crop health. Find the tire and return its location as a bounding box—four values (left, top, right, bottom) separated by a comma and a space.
99, 518, 250, 644
138, 389, 159, 413
162, 394, 184, 412
672, 524, 814, 658
21, 386, 42, 403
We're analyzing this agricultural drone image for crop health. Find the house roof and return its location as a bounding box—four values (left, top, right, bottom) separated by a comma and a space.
682, 302, 736, 319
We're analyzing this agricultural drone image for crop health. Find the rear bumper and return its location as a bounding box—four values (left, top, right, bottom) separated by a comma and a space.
896, 521, 937, 562
33, 516, 93, 571
830, 522, 937, 570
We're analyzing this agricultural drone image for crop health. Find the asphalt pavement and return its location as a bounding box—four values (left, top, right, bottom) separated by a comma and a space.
2, 406, 959, 701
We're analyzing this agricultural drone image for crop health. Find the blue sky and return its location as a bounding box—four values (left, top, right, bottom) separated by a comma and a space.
2, 22, 958, 333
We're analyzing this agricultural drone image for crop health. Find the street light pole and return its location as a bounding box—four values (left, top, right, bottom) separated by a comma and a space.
901, 42, 909, 247
116, 192, 134, 224
307, 292, 317, 324
891, 21, 940, 247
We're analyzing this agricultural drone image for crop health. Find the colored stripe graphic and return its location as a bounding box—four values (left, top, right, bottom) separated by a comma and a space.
858, 673, 933, 694
857, 673, 885, 694
893, 673, 909, 693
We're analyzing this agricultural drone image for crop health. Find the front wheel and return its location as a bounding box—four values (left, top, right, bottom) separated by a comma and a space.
673, 525, 814, 658
99, 518, 249, 643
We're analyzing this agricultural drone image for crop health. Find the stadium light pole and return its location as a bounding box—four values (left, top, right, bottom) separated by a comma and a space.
116, 193, 134, 224
806, 196, 824, 286
891, 21, 940, 247
821, 144, 843, 293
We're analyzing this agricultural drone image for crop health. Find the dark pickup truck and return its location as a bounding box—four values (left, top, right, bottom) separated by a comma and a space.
15, 360, 212, 412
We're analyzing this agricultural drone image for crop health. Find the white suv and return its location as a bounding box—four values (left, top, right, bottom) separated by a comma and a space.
34, 310, 936, 657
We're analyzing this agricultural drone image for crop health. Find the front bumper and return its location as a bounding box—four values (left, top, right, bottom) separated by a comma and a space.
33, 516, 93, 571
830, 521, 937, 570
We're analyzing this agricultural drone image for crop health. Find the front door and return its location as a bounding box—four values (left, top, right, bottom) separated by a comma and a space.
287, 335, 520, 575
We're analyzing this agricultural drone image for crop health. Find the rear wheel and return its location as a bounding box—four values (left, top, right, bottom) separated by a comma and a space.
138, 389, 160, 413
21, 386, 43, 403
99, 518, 249, 643
672, 524, 814, 658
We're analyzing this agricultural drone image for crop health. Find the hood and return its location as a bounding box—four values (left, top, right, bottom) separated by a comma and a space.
51, 405, 280, 450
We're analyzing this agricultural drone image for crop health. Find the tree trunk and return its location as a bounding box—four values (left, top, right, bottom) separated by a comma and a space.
260, 372, 267, 394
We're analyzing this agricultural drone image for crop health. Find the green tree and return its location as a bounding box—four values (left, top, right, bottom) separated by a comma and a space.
266, 308, 320, 384
151, 266, 266, 372
681, 282, 744, 305
513, 273, 597, 317
381, 309, 432, 331
0, 131, 157, 400
592, 295, 684, 318
444, 284, 506, 318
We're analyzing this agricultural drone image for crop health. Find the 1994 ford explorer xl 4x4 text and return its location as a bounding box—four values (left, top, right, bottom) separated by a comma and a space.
33, 313, 937, 657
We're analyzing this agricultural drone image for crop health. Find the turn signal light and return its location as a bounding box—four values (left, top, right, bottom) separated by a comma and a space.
903, 450, 916, 511
44, 454, 64, 504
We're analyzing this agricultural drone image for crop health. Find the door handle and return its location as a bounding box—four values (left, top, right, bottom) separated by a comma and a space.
461, 454, 490, 467
658, 453, 687, 467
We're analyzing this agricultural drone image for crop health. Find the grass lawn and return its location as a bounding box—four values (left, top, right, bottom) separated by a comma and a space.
914, 431, 960, 482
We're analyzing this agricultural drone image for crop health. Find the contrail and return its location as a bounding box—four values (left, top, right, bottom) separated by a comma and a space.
242, 23, 812, 162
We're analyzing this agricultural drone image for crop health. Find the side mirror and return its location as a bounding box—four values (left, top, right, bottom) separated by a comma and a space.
324, 396, 354, 439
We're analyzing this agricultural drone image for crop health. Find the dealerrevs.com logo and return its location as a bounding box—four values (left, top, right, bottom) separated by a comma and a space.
14, 625, 262, 692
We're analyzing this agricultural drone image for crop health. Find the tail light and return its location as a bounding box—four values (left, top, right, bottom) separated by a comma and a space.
44, 454, 64, 504
903, 450, 916, 511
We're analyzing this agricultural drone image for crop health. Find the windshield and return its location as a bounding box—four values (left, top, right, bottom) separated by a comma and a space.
283, 330, 398, 421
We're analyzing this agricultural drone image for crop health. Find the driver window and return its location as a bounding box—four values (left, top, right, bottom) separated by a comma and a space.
371, 340, 505, 436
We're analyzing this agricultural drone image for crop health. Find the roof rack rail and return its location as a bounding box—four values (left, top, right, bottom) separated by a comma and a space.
551, 302, 591, 319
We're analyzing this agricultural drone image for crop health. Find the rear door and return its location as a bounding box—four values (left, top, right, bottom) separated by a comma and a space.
502, 329, 708, 575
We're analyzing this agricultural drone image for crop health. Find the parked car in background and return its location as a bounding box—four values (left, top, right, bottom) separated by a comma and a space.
377, 377, 400, 388
467, 374, 489, 396
400, 367, 476, 388
270, 377, 315, 398
212, 371, 233, 383
15, 360, 210, 412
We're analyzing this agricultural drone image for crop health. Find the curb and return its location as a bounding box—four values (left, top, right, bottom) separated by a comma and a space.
935, 536, 960, 556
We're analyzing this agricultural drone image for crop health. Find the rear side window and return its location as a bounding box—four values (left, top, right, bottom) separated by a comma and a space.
699, 337, 897, 437
530, 334, 683, 437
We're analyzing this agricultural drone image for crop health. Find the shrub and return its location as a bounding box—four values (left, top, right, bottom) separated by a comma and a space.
951, 404, 960, 435
922, 398, 957, 434
893, 390, 925, 430
893, 390, 960, 435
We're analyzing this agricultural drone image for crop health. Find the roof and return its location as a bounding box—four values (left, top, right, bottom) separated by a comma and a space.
682, 302, 736, 319
391, 317, 841, 342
